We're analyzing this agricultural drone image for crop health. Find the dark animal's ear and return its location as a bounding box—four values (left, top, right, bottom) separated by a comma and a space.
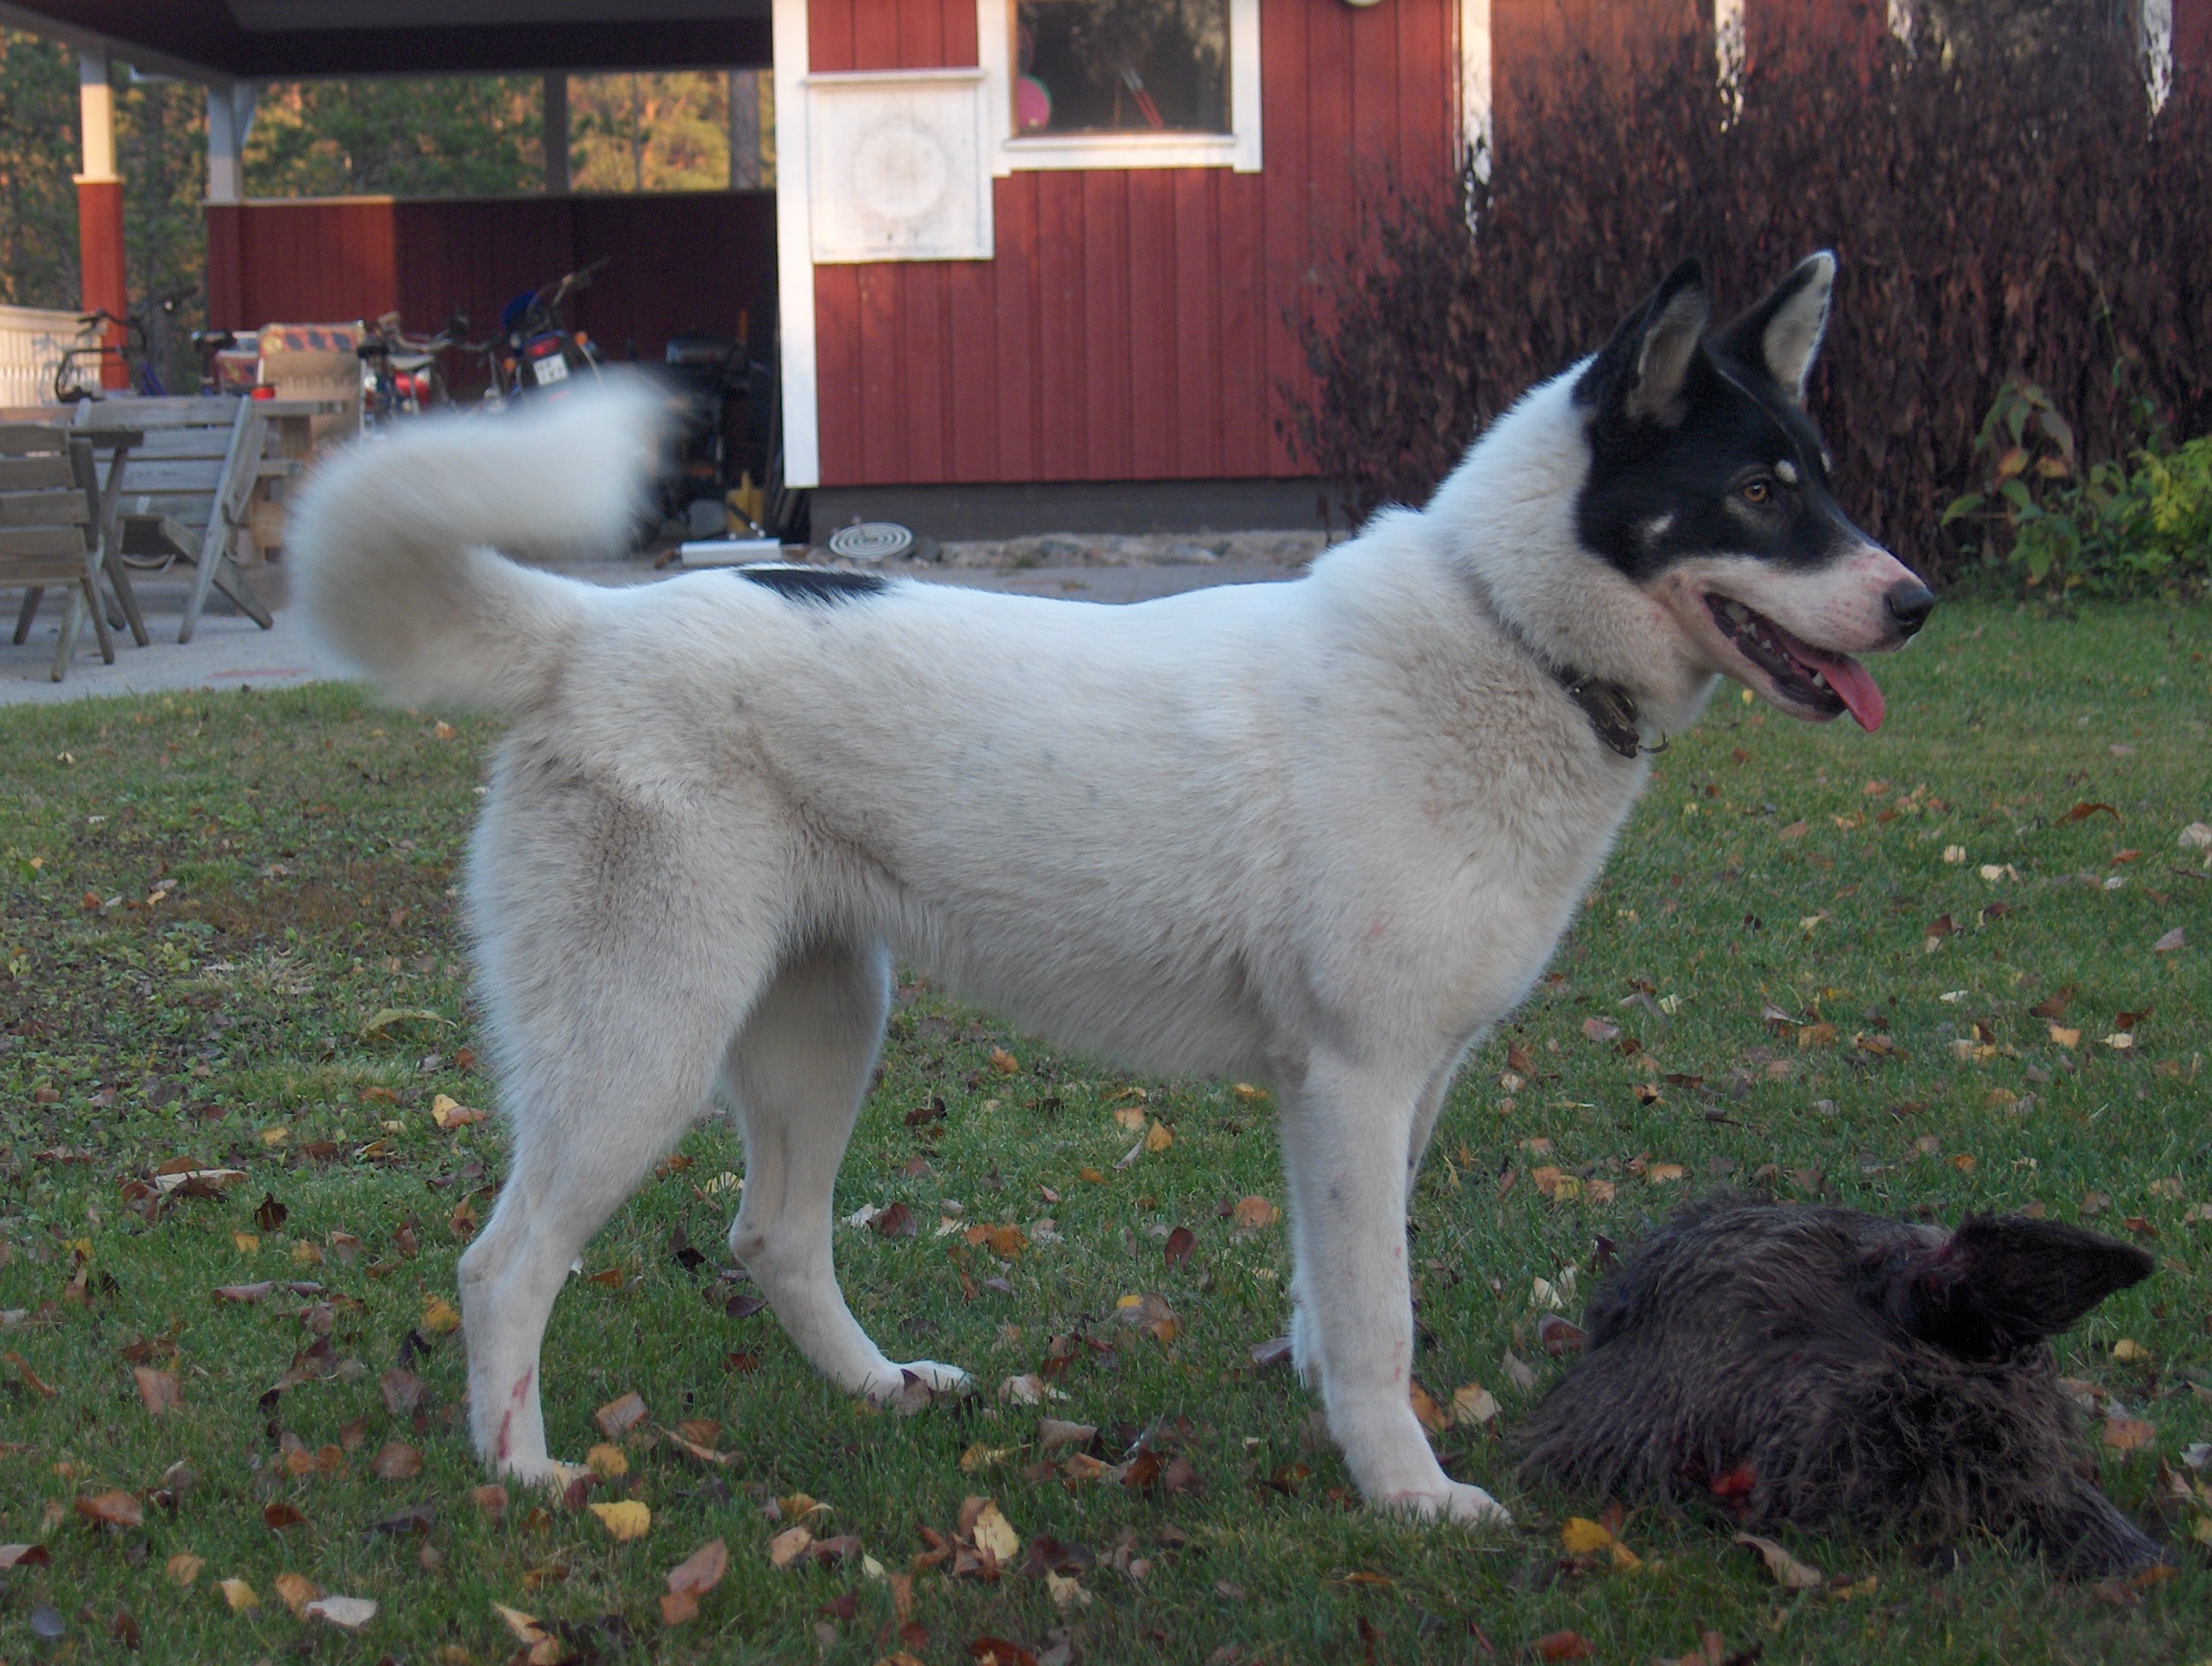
1576, 258, 1712, 431
1901, 1215, 2153, 1357
1713, 251, 1835, 406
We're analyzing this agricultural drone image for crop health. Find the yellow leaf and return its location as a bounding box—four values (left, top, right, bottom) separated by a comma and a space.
588, 1500, 650, 1541
766, 1525, 812, 1568
960, 1442, 1017, 1472
1645, 1163, 1687, 1184
166, 1552, 205, 1587
421, 1294, 461, 1334
1561, 1517, 1614, 1555
218, 1577, 259, 1611
259, 1126, 289, 1148
493, 1603, 550, 1646
1144, 1121, 1173, 1153
2048, 1025, 2082, 1048
1231, 1082, 1268, 1102
2113, 1338, 2151, 1363
231, 1232, 259, 1255
586, 1443, 629, 1479
274, 1570, 322, 1616
969, 1500, 1021, 1563
989, 1047, 1020, 1075
1112, 1104, 1148, 1133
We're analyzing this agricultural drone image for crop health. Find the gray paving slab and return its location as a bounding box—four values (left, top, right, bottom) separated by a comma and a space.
0, 552, 1301, 706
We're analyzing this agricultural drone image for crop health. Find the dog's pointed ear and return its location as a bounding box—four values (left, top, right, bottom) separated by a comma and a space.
1714, 251, 1835, 405
1898, 1215, 2153, 1357
1577, 258, 1711, 432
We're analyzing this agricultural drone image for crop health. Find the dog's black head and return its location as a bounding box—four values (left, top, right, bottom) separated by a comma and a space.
1571, 256, 1935, 731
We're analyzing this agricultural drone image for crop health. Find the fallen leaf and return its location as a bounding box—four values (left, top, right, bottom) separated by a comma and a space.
2061, 801, 2120, 824
431, 1093, 488, 1130
166, 1552, 203, 1586
1736, 1532, 1823, 1588
421, 1294, 461, 1333
1580, 1016, 1621, 1043
1533, 1631, 1595, 1661
2152, 927, 2186, 953
218, 1577, 259, 1612
263, 1501, 308, 1530
595, 1390, 649, 1439
1409, 1380, 1449, 1434
1231, 1195, 1280, 1230
586, 1442, 629, 1479
588, 1499, 651, 1541
2048, 1025, 2082, 1048
1163, 1225, 1196, 1266
1538, 1314, 1586, 1356
1038, 1418, 1096, 1451
1112, 1104, 1148, 1133
969, 1498, 1021, 1563
990, 1047, 1021, 1075
874, 1200, 917, 1238
767, 1525, 813, 1568
212, 1280, 275, 1303
4, 1350, 57, 1395
1452, 1383, 1499, 1425
2103, 1416, 2155, 1452
132, 1366, 181, 1415
1144, 1121, 1173, 1153
356, 1435, 422, 1479
274, 1570, 322, 1616
472, 1483, 509, 1521
661, 1536, 727, 1625
75, 1490, 143, 1528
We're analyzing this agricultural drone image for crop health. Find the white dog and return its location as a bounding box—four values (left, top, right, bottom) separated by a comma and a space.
293, 253, 1930, 1524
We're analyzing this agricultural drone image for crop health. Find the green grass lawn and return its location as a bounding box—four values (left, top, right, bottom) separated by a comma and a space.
1, 600, 2207, 1665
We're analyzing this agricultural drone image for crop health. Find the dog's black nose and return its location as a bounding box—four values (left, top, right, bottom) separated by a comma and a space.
1885, 582, 1936, 638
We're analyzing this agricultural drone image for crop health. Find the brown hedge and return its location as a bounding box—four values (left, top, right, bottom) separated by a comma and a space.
1281, 15, 2212, 585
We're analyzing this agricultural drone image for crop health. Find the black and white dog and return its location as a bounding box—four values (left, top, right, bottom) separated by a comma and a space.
294, 253, 1931, 1524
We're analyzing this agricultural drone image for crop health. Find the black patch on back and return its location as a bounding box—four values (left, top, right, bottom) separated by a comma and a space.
737, 565, 888, 605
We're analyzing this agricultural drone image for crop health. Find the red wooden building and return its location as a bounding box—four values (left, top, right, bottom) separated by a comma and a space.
5, 0, 2206, 533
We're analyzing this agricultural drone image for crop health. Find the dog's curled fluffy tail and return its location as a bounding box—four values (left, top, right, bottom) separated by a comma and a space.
289, 377, 665, 712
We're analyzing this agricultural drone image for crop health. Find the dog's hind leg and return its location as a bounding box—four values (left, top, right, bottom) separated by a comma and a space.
1281, 1048, 1511, 1527
458, 938, 764, 1487
725, 939, 971, 1400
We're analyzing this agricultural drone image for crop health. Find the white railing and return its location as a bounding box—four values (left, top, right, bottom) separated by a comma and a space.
0, 302, 96, 407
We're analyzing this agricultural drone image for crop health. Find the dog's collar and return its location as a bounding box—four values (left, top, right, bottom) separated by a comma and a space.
1489, 613, 1662, 760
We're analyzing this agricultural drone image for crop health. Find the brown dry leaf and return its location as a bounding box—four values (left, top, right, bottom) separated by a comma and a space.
873, 1200, 917, 1238
1163, 1225, 1196, 1266
1533, 1632, 1595, 1661
1408, 1380, 1449, 1434
430, 1094, 488, 1131
595, 1390, 649, 1439
4, 1350, 57, 1396
1231, 1195, 1279, 1230
263, 1501, 308, 1530
2152, 927, 2186, 953
472, 1483, 509, 1521
370, 1441, 423, 1481
1111, 1104, 1149, 1133
989, 1047, 1021, 1075
273, 1570, 322, 1617
420, 1294, 461, 1334
75, 1491, 144, 1529
1503, 1350, 1539, 1393
2060, 801, 2120, 824
1038, 1418, 1096, 1451
2104, 1416, 2156, 1452
212, 1281, 275, 1304
1580, 1016, 1621, 1043
166, 1552, 204, 1587
1452, 1383, 1499, 1425
1144, 1121, 1173, 1153
2049, 1024, 2083, 1048
1736, 1533, 1824, 1588
657, 1424, 732, 1466
132, 1366, 181, 1416
1645, 1162, 1687, 1184
767, 1525, 813, 1568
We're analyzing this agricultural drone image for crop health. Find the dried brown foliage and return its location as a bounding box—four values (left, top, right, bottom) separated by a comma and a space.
1283, 16, 2212, 585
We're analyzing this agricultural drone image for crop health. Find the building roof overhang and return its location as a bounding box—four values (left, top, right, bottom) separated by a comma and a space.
0, 0, 771, 82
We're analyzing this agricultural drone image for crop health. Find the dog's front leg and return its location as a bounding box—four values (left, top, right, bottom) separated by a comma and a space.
1281, 1051, 1511, 1525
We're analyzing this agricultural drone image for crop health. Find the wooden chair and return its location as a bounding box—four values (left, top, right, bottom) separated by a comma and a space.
73, 395, 289, 644
1, 422, 143, 682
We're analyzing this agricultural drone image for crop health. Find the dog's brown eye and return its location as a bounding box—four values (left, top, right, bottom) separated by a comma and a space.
1741, 478, 1773, 505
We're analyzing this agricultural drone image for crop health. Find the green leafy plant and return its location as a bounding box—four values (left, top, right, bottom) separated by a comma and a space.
1946, 379, 2212, 599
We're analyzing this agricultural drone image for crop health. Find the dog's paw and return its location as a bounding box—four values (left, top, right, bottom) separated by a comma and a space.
1377, 1482, 1513, 1528
894, 1359, 973, 1395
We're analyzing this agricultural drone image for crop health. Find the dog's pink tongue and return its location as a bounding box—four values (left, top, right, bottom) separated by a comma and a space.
1795, 646, 1886, 731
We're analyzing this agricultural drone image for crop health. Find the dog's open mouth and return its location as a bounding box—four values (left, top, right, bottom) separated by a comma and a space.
1704, 593, 1886, 731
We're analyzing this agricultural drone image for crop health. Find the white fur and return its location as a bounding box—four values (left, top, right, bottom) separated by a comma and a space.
291, 356, 1910, 1527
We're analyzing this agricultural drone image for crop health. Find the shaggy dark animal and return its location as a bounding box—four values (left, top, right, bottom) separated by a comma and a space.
1515, 1194, 2164, 1574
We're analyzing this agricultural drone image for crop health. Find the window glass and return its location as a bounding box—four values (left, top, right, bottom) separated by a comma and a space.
1013, 0, 1230, 136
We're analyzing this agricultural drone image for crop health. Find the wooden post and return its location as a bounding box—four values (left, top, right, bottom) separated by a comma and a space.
544, 73, 570, 194
74, 45, 128, 389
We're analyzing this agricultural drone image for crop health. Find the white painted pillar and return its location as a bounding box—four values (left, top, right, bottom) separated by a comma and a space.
1458, 0, 1492, 177
76, 46, 116, 184
207, 82, 255, 205
771, 0, 819, 488
544, 74, 570, 194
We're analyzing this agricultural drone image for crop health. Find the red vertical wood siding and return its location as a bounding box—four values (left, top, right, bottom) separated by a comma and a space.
207, 193, 777, 372
812, 0, 1459, 487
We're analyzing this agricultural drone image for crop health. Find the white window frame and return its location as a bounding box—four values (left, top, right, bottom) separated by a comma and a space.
976, 0, 1261, 175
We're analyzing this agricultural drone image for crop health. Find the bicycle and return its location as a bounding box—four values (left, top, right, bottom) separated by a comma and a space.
51, 285, 195, 402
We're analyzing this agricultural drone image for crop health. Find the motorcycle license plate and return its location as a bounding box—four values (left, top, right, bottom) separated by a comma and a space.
531, 353, 569, 387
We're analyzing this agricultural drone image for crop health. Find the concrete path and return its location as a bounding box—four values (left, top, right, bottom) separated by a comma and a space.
0, 552, 1299, 707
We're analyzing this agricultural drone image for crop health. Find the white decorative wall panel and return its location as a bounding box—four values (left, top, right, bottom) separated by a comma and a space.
806, 68, 992, 263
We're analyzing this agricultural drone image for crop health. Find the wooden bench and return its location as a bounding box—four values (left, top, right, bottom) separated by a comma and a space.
72, 395, 329, 644
1, 422, 144, 681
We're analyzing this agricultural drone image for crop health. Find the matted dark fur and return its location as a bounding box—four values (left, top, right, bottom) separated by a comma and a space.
1516, 1193, 2165, 1574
